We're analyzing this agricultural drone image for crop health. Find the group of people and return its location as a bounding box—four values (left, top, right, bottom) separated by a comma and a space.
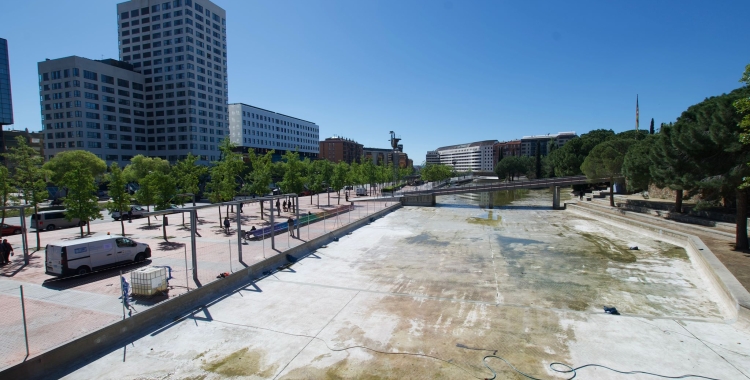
276, 199, 295, 214
221, 198, 298, 238
0, 239, 14, 265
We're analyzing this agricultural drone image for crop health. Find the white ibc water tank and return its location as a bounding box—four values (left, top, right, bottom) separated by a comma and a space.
130, 266, 168, 296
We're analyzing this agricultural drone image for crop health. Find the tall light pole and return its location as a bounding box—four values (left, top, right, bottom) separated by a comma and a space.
389, 131, 401, 191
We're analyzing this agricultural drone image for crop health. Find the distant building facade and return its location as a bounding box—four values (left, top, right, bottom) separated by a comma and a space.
429, 140, 497, 173
520, 132, 576, 156
493, 140, 521, 168
361, 146, 411, 168
425, 150, 440, 165
319, 136, 362, 164
228, 103, 319, 160
38, 56, 146, 167
2, 128, 44, 157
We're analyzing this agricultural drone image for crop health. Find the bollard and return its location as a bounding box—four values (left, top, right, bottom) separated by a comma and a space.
184, 246, 190, 291
20, 286, 29, 358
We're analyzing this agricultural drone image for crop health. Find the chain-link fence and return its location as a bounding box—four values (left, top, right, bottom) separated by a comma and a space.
0, 198, 394, 371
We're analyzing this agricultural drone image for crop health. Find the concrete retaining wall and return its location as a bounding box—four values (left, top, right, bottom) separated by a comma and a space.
2, 203, 402, 380
567, 204, 750, 330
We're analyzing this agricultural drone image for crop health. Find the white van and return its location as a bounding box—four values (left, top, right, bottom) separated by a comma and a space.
355, 187, 368, 196
31, 210, 83, 231
45, 235, 151, 276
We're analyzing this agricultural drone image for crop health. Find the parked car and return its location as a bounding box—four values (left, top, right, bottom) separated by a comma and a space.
1, 223, 22, 235
31, 211, 83, 231
155, 204, 181, 214
356, 187, 368, 196
45, 235, 151, 276
111, 206, 146, 221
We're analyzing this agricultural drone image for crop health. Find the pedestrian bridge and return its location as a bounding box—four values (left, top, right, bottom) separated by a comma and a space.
354, 175, 605, 209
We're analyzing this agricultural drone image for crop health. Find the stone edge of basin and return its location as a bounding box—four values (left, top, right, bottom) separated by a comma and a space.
567, 203, 750, 332
0, 203, 403, 380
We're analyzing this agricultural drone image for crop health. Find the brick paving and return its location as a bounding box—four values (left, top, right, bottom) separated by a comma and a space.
0, 192, 393, 371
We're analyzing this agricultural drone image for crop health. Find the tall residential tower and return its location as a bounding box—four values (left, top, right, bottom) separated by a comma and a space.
116, 0, 228, 163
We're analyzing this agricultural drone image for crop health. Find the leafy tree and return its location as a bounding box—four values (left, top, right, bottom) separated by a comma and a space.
123, 155, 171, 182
308, 160, 325, 205
672, 87, 750, 249
622, 134, 657, 192
348, 162, 362, 189
3, 136, 49, 248
736, 64, 750, 189
43, 150, 107, 184
135, 177, 157, 226
319, 159, 334, 205
0, 166, 17, 238
61, 163, 101, 237
147, 171, 177, 240
124, 155, 171, 226
648, 123, 700, 214
581, 139, 635, 206
360, 159, 378, 195
331, 162, 349, 204
280, 151, 306, 208
173, 153, 207, 207
495, 156, 532, 181
106, 163, 130, 236
420, 163, 452, 183
547, 129, 614, 177
245, 150, 275, 219
207, 139, 244, 221
649, 118, 655, 135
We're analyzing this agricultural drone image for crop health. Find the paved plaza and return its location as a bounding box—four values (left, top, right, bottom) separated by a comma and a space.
0, 193, 392, 371
53, 190, 750, 379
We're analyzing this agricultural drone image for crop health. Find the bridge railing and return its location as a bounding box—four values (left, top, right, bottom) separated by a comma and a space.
399, 175, 607, 197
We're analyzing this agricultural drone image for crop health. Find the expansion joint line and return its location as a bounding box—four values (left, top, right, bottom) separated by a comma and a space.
675, 319, 750, 379
272, 290, 361, 380
488, 226, 501, 305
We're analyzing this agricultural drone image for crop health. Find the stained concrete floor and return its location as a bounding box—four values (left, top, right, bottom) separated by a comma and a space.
62, 190, 750, 379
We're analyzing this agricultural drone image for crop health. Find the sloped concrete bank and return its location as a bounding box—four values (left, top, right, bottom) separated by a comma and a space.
1, 204, 402, 380
568, 203, 750, 330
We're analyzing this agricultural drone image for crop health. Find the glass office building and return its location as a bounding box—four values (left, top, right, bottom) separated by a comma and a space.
0, 38, 13, 125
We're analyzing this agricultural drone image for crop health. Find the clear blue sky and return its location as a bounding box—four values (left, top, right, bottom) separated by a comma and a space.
1, 0, 747, 163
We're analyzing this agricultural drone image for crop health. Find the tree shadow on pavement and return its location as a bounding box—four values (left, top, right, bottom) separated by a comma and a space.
137, 225, 161, 231
157, 241, 185, 251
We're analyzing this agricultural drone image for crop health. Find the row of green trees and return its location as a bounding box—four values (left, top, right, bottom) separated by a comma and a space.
493, 65, 750, 249
1, 136, 415, 239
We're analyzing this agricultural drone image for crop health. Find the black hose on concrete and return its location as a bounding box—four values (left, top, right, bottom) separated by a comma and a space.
482, 355, 722, 380
208, 318, 722, 380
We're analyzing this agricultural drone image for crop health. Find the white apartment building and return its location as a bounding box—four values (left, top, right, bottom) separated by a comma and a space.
228, 103, 319, 159
431, 140, 497, 173
117, 0, 228, 164
38, 57, 146, 167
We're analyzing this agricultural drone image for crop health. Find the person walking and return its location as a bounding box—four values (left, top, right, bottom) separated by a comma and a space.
1, 239, 12, 265
0, 239, 7, 265
276, 199, 281, 216
127, 208, 133, 223
223, 217, 230, 234
282, 200, 287, 212
288, 217, 295, 237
